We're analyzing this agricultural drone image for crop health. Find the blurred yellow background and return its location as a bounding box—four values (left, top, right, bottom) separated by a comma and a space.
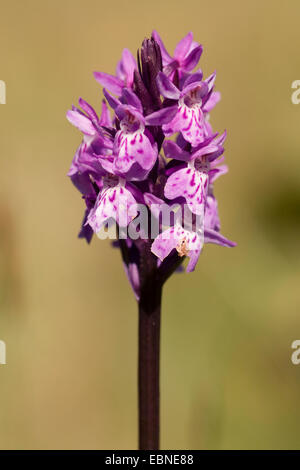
0, 0, 300, 450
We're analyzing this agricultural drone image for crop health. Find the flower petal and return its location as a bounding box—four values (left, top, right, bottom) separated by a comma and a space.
204, 195, 220, 231
78, 98, 98, 122
94, 71, 123, 95
156, 72, 180, 100
103, 88, 121, 110
204, 228, 236, 247
174, 32, 194, 62
182, 70, 203, 87
151, 227, 179, 261
78, 208, 94, 244
205, 71, 217, 93
163, 140, 191, 161
163, 105, 205, 146
116, 48, 136, 88
66, 110, 95, 135
164, 167, 208, 215
203, 91, 221, 113
88, 185, 138, 231
151, 224, 203, 272
182, 45, 203, 71
209, 164, 228, 183
114, 131, 157, 173
122, 88, 143, 113
145, 105, 178, 126
99, 100, 112, 127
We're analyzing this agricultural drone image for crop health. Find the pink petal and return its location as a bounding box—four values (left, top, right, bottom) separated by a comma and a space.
204, 228, 236, 248
99, 100, 112, 127
151, 227, 179, 261
174, 32, 193, 62
66, 110, 95, 135
94, 71, 123, 95
163, 140, 191, 162
164, 167, 208, 215
203, 91, 221, 113
114, 131, 157, 173
116, 48, 137, 88
145, 105, 178, 126
156, 72, 180, 100
182, 45, 203, 71
88, 185, 138, 231
78, 98, 98, 122
163, 105, 205, 147
151, 224, 202, 272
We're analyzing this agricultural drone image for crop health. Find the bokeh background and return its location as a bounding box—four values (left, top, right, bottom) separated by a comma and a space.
0, 0, 300, 450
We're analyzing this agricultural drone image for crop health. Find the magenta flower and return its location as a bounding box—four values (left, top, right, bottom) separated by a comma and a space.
113, 104, 158, 177
152, 30, 203, 79
94, 48, 137, 94
152, 222, 203, 273
163, 131, 226, 213
155, 71, 218, 146
67, 32, 235, 450
87, 176, 139, 232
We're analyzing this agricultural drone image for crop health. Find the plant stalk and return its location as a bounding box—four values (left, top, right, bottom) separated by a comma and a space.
138, 280, 162, 450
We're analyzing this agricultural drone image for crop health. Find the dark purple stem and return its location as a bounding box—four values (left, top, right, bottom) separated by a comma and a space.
119, 239, 184, 450
138, 278, 162, 450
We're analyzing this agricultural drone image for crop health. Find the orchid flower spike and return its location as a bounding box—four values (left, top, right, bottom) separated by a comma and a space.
67, 31, 236, 299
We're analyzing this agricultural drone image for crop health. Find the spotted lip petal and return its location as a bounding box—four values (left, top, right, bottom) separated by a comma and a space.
113, 130, 157, 175
164, 166, 208, 215
151, 224, 203, 272
165, 105, 205, 146
88, 184, 138, 232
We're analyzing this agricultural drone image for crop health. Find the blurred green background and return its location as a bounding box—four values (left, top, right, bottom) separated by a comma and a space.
0, 0, 300, 450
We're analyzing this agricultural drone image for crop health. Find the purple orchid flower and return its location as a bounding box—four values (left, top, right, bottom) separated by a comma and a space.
112, 104, 158, 178
67, 99, 114, 242
94, 48, 137, 96
163, 131, 226, 215
151, 221, 203, 273
87, 175, 139, 233
67, 98, 113, 178
67, 32, 236, 451
152, 30, 203, 79
155, 71, 216, 146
